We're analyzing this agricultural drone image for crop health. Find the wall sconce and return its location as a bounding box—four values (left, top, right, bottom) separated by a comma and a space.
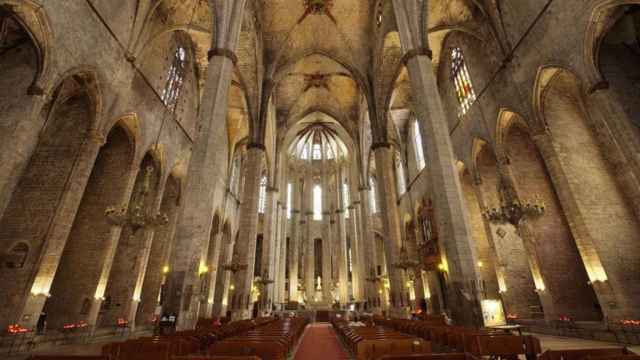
198, 263, 209, 276
162, 265, 170, 274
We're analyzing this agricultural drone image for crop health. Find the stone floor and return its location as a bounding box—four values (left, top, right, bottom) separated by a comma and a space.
3, 332, 639, 359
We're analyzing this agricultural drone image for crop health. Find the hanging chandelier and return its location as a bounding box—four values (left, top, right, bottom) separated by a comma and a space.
393, 246, 420, 271
481, 197, 545, 226
105, 166, 169, 232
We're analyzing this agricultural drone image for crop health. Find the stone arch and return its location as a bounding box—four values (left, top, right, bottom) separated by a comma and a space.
0, 72, 100, 329
537, 67, 640, 320
136, 173, 182, 326
472, 136, 541, 320
99, 152, 162, 328
456, 161, 500, 301
43, 123, 136, 330
0, 0, 53, 92
503, 115, 602, 321
584, 0, 640, 85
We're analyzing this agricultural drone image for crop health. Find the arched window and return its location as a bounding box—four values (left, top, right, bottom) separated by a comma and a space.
312, 143, 322, 160
286, 182, 293, 219
396, 154, 406, 196
313, 185, 323, 220
413, 120, 426, 171
229, 154, 241, 195
451, 47, 477, 116
162, 46, 187, 112
258, 176, 267, 214
342, 182, 350, 219
369, 177, 378, 214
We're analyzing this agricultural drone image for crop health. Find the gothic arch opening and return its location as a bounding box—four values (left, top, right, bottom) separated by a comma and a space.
458, 166, 499, 300
44, 125, 135, 330
136, 174, 182, 327
598, 5, 640, 130
100, 153, 161, 328
474, 140, 540, 320
542, 69, 640, 320
0, 73, 95, 328
0, 8, 40, 132
505, 122, 602, 321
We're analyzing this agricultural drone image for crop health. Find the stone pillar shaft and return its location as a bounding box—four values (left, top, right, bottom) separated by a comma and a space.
230, 147, 264, 319
373, 146, 409, 316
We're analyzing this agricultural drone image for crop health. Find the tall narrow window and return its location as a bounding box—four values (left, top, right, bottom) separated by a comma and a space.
396, 155, 406, 196
230, 155, 241, 195
301, 143, 309, 159
342, 182, 350, 219
313, 185, 323, 220
312, 143, 322, 160
162, 46, 187, 112
287, 182, 293, 219
258, 176, 267, 214
369, 177, 378, 214
414, 120, 426, 171
451, 47, 477, 116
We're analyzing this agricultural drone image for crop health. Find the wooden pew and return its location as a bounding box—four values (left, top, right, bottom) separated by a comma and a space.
540, 348, 638, 360
377, 353, 477, 360
27, 357, 107, 360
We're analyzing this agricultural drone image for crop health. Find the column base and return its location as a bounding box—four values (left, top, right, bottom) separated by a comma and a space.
230, 309, 253, 321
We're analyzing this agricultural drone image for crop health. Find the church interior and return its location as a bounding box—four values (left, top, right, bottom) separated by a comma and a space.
1, 0, 640, 359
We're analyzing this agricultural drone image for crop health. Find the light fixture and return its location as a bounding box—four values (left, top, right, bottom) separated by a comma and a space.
198, 263, 209, 276
477, 261, 484, 268
162, 265, 170, 274
482, 196, 545, 226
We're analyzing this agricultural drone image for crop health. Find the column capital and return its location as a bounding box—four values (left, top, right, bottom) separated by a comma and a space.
247, 142, 266, 151
401, 47, 433, 65
267, 186, 278, 192
352, 200, 361, 205
208, 47, 238, 65
87, 129, 106, 145
292, 209, 301, 214
358, 186, 370, 192
371, 141, 393, 151
335, 209, 345, 214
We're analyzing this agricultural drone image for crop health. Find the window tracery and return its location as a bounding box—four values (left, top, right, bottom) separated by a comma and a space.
258, 175, 267, 214
451, 47, 476, 116
161, 46, 187, 112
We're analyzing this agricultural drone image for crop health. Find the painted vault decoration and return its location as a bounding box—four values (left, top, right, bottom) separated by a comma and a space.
299, 0, 337, 24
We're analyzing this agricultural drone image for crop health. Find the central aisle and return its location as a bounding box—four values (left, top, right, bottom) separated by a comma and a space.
293, 323, 350, 360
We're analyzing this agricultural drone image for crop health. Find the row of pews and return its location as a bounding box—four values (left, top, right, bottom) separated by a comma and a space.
332, 319, 430, 360
372, 317, 639, 360
27, 316, 307, 360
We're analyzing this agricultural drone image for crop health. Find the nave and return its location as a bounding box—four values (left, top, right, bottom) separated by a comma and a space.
1, 0, 640, 359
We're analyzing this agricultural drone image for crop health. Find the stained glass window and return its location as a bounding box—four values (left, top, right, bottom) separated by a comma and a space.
313, 185, 323, 220
451, 47, 476, 116
342, 182, 350, 219
414, 120, 426, 171
369, 177, 378, 214
312, 143, 322, 160
258, 176, 267, 213
396, 154, 406, 195
162, 46, 187, 112
287, 182, 293, 219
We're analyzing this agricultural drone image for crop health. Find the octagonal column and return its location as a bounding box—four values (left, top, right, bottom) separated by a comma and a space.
230, 145, 265, 320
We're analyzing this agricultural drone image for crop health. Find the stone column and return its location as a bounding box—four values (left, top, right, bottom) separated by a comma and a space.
276, 203, 288, 306
259, 187, 278, 314
348, 202, 363, 301
204, 231, 224, 317
230, 145, 265, 320
304, 211, 315, 303
358, 187, 377, 310
166, 0, 246, 329
15, 129, 106, 330
321, 171, 333, 302
392, 0, 484, 326
336, 207, 349, 306
289, 208, 300, 302
372, 144, 413, 317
